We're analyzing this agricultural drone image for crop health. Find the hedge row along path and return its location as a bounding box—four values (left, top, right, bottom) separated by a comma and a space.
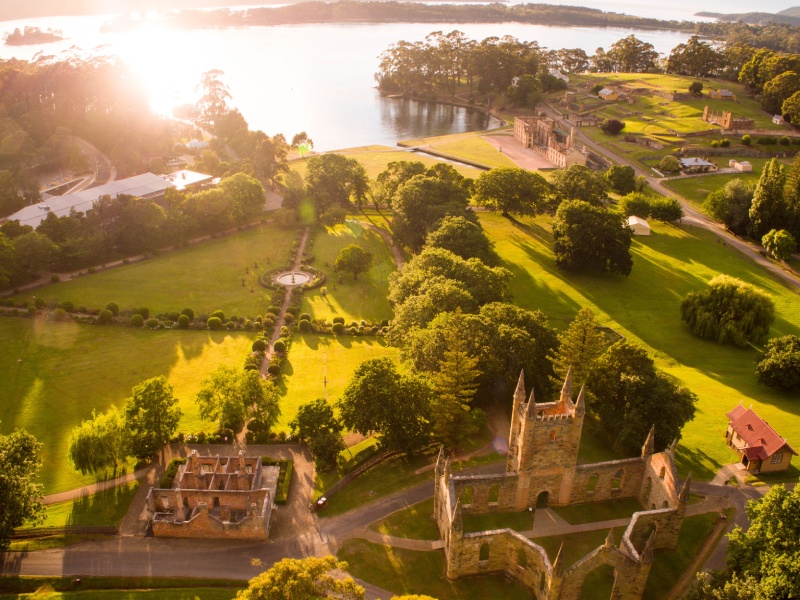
260, 227, 310, 377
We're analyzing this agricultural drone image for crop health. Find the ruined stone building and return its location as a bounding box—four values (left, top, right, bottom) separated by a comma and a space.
514, 116, 588, 169
702, 106, 754, 130
434, 369, 690, 599
146, 450, 278, 540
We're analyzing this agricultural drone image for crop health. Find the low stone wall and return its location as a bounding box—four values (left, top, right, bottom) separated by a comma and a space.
571, 457, 644, 504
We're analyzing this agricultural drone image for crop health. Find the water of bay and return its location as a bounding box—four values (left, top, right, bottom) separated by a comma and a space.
0, 17, 694, 150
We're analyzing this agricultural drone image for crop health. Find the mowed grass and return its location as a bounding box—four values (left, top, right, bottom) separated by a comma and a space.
0, 590, 238, 599
288, 145, 483, 181
38, 482, 140, 528
301, 221, 395, 323
370, 498, 440, 540
401, 129, 517, 169
339, 539, 533, 600
277, 333, 401, 432
11, 223, 296, 317
0, 318, 253, 493
481, 212, 800, 480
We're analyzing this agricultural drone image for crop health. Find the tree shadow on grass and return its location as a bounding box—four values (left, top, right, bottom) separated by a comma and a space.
63, 481, 139, 527
674, 446, 721, 481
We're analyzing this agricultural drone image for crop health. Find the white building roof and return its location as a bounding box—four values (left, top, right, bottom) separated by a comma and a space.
628, 215, 650, 228
9, 173, 174, 229
599, 88, 616, 96
161, 170, 214, 191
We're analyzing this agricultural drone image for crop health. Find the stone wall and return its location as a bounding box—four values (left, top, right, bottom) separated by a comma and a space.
623, 508, 683, 553
151, 494, 271, 540
559, 540, 652, 600
571, 458, 644, 504
640, 452, 679, 510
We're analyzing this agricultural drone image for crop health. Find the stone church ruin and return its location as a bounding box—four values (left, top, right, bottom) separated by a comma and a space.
434, 369, 690, 599
146, 450, 279, 540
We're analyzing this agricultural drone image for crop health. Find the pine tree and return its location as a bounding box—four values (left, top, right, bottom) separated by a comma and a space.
749, 158, 787, 239
550, 307, 606, 387
429, 313, 484, 450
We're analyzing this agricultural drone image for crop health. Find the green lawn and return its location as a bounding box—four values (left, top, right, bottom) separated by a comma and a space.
552, 498, 643, 525
338, 539, 533, 600
0, 591, 238, 600
463, 510, 534, 534
277, 333, 401, 432
0, 579, 242, 599
481, 212, 800, 480
288, 145, 483, 181
370, 498, 440, 540
301, 221, 395, 323
11, 223, 296, 317
34, 482, 140, 529
400, 130, 517, 169
0, 318, 252, 493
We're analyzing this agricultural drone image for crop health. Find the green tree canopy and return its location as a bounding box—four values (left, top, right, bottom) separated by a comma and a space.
305, 154, 369, 213
235, 556, 365, 600
197, 367, 280, 434
67, 406, 127, 475
375, 160, 427, 207
750, 158, 787, 239
335, 244, 373, 280
337, 358, 432, 454
549, 307, 606, 388
703, 178, 754, 237
220, 172, 266, 222
0, 425, 45, 551
680, 275, 775, 347
424, 215, 499, 266
762, 228, 797, 260
587, 342, 697, 455
553, 200, 633, 275
605, 165, 636, 194
761, 70, 800, 115
290, 399, 345, 471
755, 335, 800, 392
551, 165, 609, 206
124, 376, 182, 461
472, 167, 551, 215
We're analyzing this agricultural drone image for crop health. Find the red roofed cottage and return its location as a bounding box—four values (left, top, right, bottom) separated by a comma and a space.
725, 404, 797, 473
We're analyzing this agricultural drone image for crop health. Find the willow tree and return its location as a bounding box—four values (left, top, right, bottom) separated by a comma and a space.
67, 406, 127, 475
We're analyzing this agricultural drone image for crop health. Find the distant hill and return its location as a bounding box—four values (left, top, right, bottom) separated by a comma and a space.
778, 7, 800, 17
695, 10, 800, 25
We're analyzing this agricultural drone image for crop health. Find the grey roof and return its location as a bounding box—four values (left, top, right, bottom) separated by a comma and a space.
8, 173, 174, 229
679, 157, 715, 168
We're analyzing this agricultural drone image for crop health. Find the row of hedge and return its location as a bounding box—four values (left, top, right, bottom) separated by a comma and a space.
262, 457, 293, 505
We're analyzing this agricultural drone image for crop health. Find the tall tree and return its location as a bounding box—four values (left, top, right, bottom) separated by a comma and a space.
428, 312, 484, 449
124, 376, 182, 461
335, 244, 373, 280
550, 307, 606, 388
762, 229, 797, 261
196, 367, 280, 433
473, 167, 551, 216
424, 215, 499, 266
236, 556, 365, 600
196, 69, 232, 130
551, 165, 608, 206
606, 35, 659, 72
552, 200, 633, 275
290, 399, 345, 471
750, 159, 787, 240
0, 425, 45, 551
337, 358, 432, 454
755, 335, 800, 392
666, 36, 723, 77
67, 406, 127, 475
587, 342, 697, 455
375, 160, 426, 207
305, 154, 369, 213
703, 178, 754, 237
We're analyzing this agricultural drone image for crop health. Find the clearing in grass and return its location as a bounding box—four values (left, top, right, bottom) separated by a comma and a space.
480, 212, 800, 480
0, 318, 251, 493
302, 220, 395, 323
10, 222, 295, 317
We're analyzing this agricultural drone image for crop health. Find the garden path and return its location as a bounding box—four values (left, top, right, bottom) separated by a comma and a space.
360, 221, 404, 269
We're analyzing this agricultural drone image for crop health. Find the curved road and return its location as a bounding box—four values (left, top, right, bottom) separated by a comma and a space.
538, 104, 800, 293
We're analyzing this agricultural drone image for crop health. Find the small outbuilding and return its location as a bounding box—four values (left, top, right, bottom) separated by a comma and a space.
627, 215, 651, 236
725, 404, 797, 473
729, 160, 753, 172
598, 88, 618, 101
679, 157, 717, 174
773, 114, 785, 125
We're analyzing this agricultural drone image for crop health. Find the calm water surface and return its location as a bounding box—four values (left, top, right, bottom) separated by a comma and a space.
0, 17, 695, 150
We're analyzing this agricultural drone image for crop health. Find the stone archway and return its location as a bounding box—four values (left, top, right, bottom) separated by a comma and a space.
536, 491, 549, 508
578, 564, 616, 600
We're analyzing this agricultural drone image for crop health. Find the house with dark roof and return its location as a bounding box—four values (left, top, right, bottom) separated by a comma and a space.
679, 157, 717, 174
725, 404, 797, 473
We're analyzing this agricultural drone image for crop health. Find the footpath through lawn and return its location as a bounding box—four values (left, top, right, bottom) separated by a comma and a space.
481, 212, 800, 480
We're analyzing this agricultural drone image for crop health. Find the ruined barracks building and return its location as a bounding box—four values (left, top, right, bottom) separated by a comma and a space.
514, 116, 589, 169
435, 369, 690, 599
146, 450, 279, 540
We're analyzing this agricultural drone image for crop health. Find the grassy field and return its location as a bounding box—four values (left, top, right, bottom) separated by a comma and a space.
301, 220, 395, 323
552, 498, 643, 525
10, 223, 296, 317
277, 333, 401, 432
370, 498, 439, 540
36, 482, 140, 528
0, 318, 252, 493
287, 145, 484, 182
0, 590, 238, 600
481, 212, 800, 480
339, 539, 533, 600
399, 130, 518, 169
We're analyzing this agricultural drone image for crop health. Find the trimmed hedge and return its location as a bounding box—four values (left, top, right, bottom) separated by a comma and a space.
159, 457, 187, 488
262, 458, 293, 505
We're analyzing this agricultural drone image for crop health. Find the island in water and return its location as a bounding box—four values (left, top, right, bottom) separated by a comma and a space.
4, 26, 64, 46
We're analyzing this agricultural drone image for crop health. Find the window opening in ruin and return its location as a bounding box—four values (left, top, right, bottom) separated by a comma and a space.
213, 497, 220, 509
202, 464, 213, 474
611, 469, 623, 489
642, 477, 652, 502
587, 475, 598, 492
479, 543, 490, 561
517, 548, 527, 568
662, 500, 669, 508
549, 430, 557, 441
659, 466, 666, 479
161, 496, 169, 509
461, 486, 473, 506
536, 491, 549, 508
489, 483, 500, 504
183, 497, 189, 509
578, 564, 616, 600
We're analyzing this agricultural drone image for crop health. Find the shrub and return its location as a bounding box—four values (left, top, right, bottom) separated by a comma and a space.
649, 197, 684, 222
273, 339, 287, 353
146, 317, 159, 328
106, 302, 120, 316
210, 309, 225, 321
719, 138, 731, 148
741, 134, 751, 146
225, 320, 236, 330
50, 275, 60, 283
332, 322, 345, 335
320, 205, 347, 226
658, 155, 681, 174
755, 335, 800, 391
710, 140, 719, 148
60, 301, 74, 313
53, 307, 67, 321
600, 118, 626, 136
34, 297, 46, 310
380, 319, 389, 327
178, 314, 190, 328
298, 319, 311, 332
680, 275, 775, 347
98, 309, 113, 324
181, 308, 195, 320
207, 316, 223, 330
267, 306, 280, 315
299, 313, 311, 321
286, 306, 299, 317
689, 81, 703, 94
283, 313, 294, 325
122, 258, 130, 265
138, 307, 150, 319
618, 192, 652, 218
333, 316, 345, 325
252, 339, 267, 352
131, 314, 144, 327
267, 364, 282, 377
780, 136, 791, 146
